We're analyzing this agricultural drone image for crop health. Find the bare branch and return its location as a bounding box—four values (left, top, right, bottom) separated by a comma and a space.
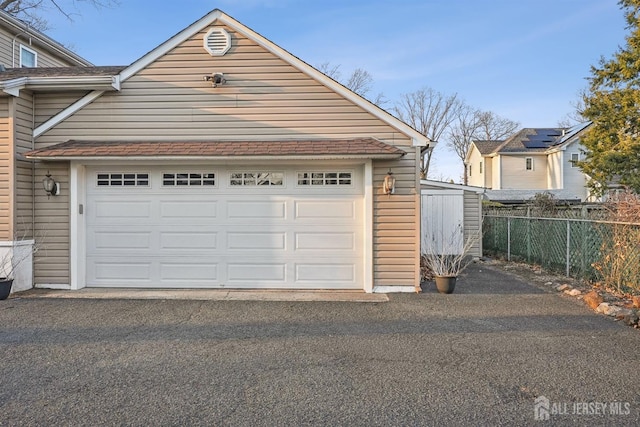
393, 87, 465, 178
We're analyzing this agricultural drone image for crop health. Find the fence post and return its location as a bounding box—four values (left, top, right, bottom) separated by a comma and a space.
507, 216, 511, 261
527, 218, 531, 262
566, 220, 571, 277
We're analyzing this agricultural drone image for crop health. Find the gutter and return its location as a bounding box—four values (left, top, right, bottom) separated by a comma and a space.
24, 154, 406, 162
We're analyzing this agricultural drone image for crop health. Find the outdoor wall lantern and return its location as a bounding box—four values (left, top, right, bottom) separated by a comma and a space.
42, 171, 59, 198
383, 170, 396, 195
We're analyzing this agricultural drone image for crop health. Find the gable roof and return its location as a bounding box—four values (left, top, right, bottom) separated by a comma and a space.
32, 9, 431, 147
474, 140, 502, 155
475, 122, 592, 156
24, 138, 406, 160
0, 10, 92, 67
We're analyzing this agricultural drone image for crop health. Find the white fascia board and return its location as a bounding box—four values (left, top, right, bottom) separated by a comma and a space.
33, 91, 104, 138
420, 179, 485, 194
3, 76, 118, 97
25, 153, 405, 162
1, 77, 27, 96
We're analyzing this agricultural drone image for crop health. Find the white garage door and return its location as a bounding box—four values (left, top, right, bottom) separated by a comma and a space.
85, 165, 364, 289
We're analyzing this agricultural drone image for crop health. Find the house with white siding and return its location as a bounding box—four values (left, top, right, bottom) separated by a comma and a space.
0, 9, 435, 294
465, 122, 592, 203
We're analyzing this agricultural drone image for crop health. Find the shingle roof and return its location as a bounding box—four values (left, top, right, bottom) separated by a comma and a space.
495, 128, 565, 153
0, 66, 126, 81
24, 138, 406, 159
473, 140, 502, 155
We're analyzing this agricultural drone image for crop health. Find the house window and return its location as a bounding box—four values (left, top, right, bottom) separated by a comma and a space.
163, 173, 215, 186
230, 172, 284, 186
97, 173, 149, 187
571, 153, 579, 168
479, 161, 483, 174
297, 172, 352, 186
20, 45, 37, 68
525, 158, 533, 171
468, 164, 472, 177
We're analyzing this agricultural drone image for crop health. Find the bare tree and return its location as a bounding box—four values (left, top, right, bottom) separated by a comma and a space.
1, 0, 119, 31
558, 89, 587, 127
447, 108, 519, 184
345, 68, 373, 97
316, 62, 386, 106
393, 87, 464, 178
447, 105, 481, 184
474, 111, 519, 141
316, 62, 342, 81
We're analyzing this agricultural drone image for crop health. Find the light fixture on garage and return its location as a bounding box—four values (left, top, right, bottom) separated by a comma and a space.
42, 171, 59, 198
383, 170, 396, 195
204, 72, 226, 87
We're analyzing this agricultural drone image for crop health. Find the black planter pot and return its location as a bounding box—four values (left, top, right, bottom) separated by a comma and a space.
0, 279, 13, 300
435, 276, 457, 294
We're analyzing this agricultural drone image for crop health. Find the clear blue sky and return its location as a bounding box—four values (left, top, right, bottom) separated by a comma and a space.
45, 0, 627, 181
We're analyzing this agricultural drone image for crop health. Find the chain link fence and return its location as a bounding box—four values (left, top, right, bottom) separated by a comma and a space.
483, 215, 640, 285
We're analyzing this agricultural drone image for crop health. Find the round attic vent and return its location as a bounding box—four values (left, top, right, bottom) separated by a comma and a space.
204, 27, 231, 56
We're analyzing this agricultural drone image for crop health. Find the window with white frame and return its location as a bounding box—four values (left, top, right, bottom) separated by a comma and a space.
230, 172, 283, 186
525, 157, 533, 171
163, 172, 215, 186
570, 153, 580, 167
20, 45, 37, 68
97, 173, 149, 187
297, 171, 352, 186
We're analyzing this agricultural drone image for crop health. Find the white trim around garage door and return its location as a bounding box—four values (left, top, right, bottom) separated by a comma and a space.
70, 160, 374, 292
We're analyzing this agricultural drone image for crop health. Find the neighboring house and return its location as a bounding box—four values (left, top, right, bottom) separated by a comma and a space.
465, 122, 592, 203
1, 9, 433, 294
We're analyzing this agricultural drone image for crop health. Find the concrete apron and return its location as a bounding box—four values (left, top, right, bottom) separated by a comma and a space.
13, 288, 389, 303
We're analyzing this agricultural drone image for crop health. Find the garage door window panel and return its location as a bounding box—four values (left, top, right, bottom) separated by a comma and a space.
163, 172, 216, 187
97, 173, 149, 187
297, 171, 353, 186
230, 172, 284, 186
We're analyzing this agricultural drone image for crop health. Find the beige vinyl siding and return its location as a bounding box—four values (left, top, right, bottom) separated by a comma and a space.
491, 157, 501, 189
0, 98, 10, 241
547, 151, 562, 189
463, 190, 482, 258
14, 93, 34, 238
36, 24, 421, 288
562, 142, 588, 200
500, 154, 547, 190
466, 146, 484, 187
0, 26, 79, 68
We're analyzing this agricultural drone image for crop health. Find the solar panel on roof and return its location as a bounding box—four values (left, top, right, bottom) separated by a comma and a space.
522, 141, 549, 148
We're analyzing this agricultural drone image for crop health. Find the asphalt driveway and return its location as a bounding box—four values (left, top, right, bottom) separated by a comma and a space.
1, 262, 639, 426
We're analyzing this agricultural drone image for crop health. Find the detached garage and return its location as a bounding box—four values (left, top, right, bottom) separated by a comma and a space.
13, 10, 431, 294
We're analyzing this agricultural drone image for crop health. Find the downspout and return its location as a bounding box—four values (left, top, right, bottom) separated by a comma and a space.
11, 32, 32, 68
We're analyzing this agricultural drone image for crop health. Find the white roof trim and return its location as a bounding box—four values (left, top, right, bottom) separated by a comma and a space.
34, 91, 104, 138
3, 75, 120, 98
35, 9, 429, 146
25, 154, 403, 161
420, 179, 485, 194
